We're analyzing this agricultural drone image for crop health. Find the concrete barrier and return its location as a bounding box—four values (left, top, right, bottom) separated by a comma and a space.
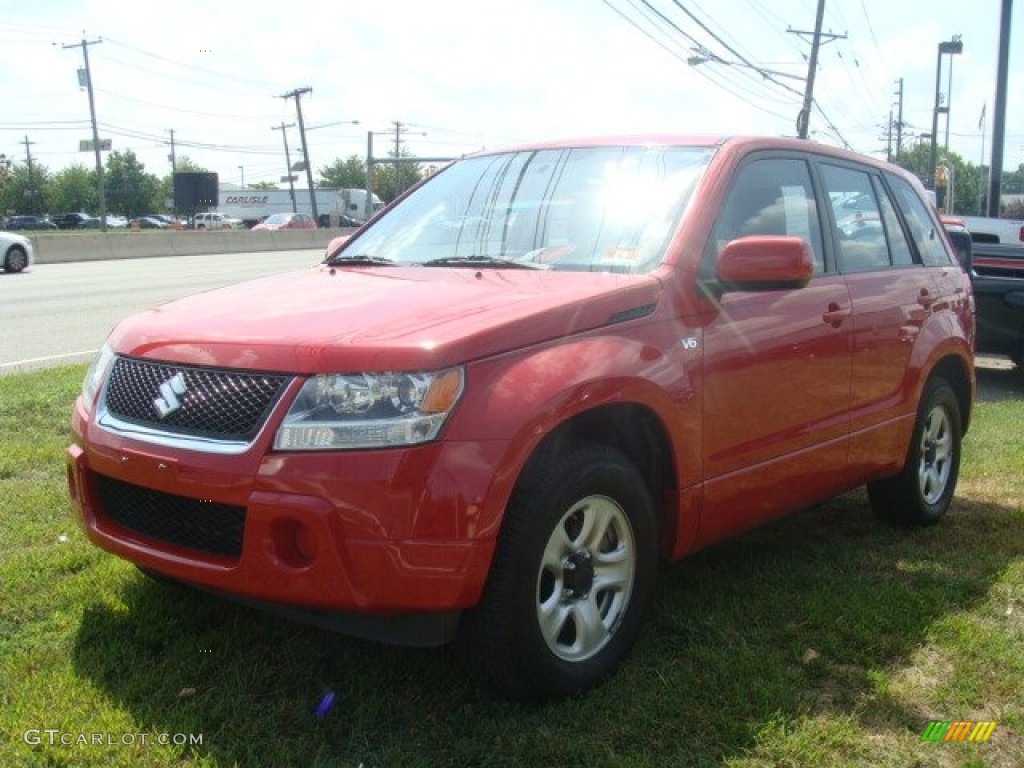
30, 228, 353, 264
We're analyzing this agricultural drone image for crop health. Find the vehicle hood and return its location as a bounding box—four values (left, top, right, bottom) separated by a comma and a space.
107, 266, 663, 373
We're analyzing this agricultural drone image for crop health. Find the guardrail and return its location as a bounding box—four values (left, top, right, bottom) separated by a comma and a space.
29, 228, 354, 264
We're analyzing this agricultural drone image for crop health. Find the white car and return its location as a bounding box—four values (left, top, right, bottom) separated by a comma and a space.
193, 212, 242, 230
1, 231, 34, 273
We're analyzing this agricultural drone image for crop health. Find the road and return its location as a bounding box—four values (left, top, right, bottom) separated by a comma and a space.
0, 249, 324, 375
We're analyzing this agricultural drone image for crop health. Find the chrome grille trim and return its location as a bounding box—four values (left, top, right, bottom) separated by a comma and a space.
99, 356, 293, 451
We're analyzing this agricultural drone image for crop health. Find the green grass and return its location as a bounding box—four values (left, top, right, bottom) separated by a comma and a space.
1, 365, 1021, 767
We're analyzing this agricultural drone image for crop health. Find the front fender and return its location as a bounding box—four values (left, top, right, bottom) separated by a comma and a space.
446, 321, 701, 539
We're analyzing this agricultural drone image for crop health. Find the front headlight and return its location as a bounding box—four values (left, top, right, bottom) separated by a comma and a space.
273, 367, 464, 450
80, 344, 115, 415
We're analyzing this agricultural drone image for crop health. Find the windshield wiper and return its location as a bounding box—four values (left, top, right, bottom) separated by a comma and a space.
327, 254, 396, 267
420, 255, 542, 269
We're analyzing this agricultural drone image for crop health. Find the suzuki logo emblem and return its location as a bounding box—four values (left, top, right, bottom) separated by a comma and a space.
153, 372, 187, 418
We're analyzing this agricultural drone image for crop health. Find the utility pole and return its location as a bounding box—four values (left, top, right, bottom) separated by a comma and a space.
893, 78, 905, 158
167, 129, 177, 174
885, 110, 893, 162
280, 87, 317, 222
366, 131, 375, 222
62, 36, 107, 232
272, 122, 298, 213
392, 121, 404, 157
789, 0, 846, 139
21, 136, 38, 214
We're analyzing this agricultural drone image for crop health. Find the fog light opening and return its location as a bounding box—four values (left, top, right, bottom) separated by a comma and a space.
270, 519, 317, 569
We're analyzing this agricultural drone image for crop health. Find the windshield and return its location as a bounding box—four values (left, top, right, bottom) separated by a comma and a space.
332, 145, 713, 274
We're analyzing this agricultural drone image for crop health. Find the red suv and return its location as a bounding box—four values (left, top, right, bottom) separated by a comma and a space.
68, 136, 974, 700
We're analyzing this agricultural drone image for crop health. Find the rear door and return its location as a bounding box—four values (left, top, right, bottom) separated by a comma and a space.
818, 162, 950, 474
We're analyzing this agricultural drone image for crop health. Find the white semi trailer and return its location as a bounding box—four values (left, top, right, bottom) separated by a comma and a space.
217, 188, 383, 228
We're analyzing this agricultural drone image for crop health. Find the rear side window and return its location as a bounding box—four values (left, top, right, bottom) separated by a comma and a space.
820, 164, 891, 272
887, 175, 954, 267
872, 176, 914, 266
707, 157, 824, 273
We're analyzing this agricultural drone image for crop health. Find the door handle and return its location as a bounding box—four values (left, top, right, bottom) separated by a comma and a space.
822, 302, 850, 327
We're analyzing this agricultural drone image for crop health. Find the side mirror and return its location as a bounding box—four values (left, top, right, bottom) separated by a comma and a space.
945, 229, 973, 274
715, 236, 813, 292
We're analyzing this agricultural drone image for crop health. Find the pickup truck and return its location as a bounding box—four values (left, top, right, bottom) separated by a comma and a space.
960, 215, 1024, 245
192, 212, 242, 230
971, 241, 1024, 370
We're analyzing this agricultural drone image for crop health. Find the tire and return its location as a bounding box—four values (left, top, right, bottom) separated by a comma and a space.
456, 440, 657, 701
868, 376, 962, 526
4, 245, 28, 273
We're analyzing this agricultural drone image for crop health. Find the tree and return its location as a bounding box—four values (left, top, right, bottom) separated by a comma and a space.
0, 153, 12, 215
318, 155, 366, 188
174, 156, 209, 174
893, 144, 983, 216
49, 164, 98, 213
0, 162, 51, 216
248, 181, 278, 190
373, 148, 422, 203
105, 150, 161, 217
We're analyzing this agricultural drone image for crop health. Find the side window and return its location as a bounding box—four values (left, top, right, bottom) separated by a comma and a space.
820, 164, 890, 272
707, 157, 824, 273
887, 175, 954, 267
872, 176, 914, 266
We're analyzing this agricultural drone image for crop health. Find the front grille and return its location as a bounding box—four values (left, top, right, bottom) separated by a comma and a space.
95, 474, 245, 558
104, 357, 291, 441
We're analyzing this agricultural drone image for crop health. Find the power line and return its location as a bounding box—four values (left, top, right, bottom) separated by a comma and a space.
102, 37, 290, 94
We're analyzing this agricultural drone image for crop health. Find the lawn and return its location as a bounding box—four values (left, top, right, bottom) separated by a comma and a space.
1, 365, 1021, 767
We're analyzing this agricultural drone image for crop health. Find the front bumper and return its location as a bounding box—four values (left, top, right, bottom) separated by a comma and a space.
66, 398, 503, 643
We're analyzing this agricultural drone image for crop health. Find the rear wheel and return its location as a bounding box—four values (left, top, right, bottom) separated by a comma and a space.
868, 376, 962, 526
456, 440, 657, 701
4, 246, 28, 273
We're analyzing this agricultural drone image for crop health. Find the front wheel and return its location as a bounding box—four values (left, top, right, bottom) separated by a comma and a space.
868, 376, 962, 526
4, 246, 28, 273
456, 440, 657, 701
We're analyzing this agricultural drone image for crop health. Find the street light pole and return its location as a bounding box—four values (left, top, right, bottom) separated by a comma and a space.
928, 36, 963, 197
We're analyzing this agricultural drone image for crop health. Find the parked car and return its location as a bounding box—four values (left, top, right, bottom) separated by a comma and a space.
5, 215, 57, 231
132, 216, 170, 229
67, 135, 974, 701
1, 231, 34, 272
143, 214, 179, 227
251, 212, 318, 231
77, 215, 127, 230
192, 212, 242, 230
51, 212, 93, 230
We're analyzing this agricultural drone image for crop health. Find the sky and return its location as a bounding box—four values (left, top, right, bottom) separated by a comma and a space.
0, 0, 1020, 198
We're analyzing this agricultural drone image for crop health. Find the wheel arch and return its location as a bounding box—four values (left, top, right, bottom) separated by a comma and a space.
515, 402, 681, 559
926, 353, 973, 435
